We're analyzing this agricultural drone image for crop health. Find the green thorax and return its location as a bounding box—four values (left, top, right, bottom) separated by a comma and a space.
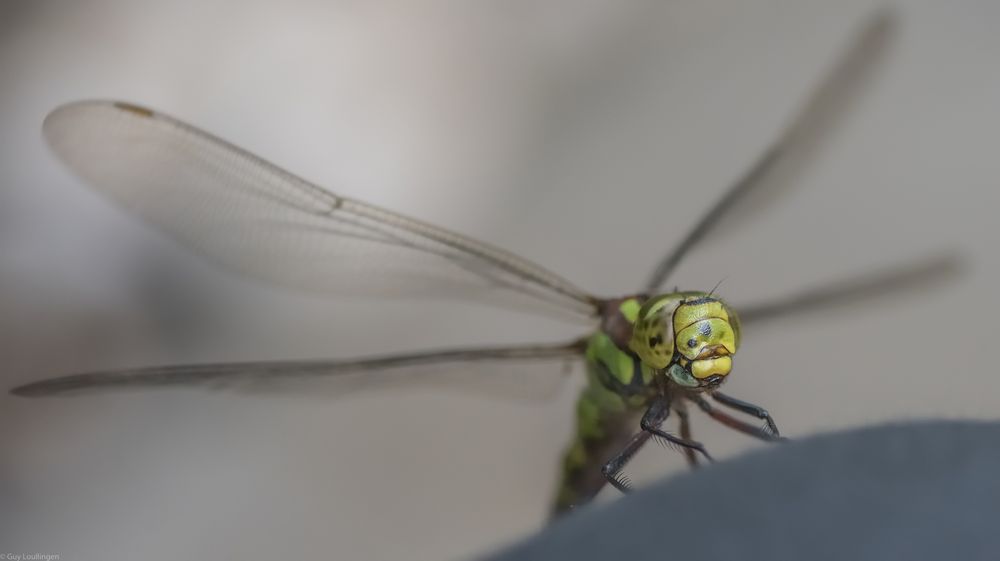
583, 296, 664, 406
584, 291, 734, 400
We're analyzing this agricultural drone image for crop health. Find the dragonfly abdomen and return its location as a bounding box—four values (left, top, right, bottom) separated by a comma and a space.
552, 331, 654, 514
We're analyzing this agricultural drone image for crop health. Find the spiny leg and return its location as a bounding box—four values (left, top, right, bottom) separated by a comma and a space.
601, 397, 714, 495
600, 401, 670, 494
691, 394, 784, 442
600, 431, 653, 494
675, 401, 700, 468
640, 397, 714, 463
712, 391, 781, 437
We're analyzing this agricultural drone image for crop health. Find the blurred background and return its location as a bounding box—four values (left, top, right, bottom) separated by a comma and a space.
1, 0, 998, 559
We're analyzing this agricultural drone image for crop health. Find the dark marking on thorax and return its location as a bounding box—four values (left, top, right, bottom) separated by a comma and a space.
593, 295, 659, 399
598, 295, 647, 351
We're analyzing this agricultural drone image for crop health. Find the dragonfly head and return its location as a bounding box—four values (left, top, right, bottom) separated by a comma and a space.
630, 293, 740, 390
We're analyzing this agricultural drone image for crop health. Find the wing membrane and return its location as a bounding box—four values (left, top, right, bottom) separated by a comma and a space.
644, 11, 893, 291
43, 101, 598, 320
737, 255, 960, 327
10, 341, 585, 400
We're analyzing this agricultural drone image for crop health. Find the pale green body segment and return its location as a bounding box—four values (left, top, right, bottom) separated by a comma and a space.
555, 297, 659, 511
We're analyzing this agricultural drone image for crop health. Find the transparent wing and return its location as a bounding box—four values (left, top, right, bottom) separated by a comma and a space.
737, 254, 960, 327
644, 10, 893, 291
10, 340, 585, 400
43, 101, 598, 320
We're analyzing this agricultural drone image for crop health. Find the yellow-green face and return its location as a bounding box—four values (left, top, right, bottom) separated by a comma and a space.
630, 294, 740, 389
673, 297, 739, 383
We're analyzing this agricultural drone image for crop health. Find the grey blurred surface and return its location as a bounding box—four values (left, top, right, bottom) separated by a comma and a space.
1, 1, 999, 560
485, 421, 1000, 561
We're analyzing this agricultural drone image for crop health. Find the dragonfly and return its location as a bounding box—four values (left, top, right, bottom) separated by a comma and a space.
10, 12, 949, 516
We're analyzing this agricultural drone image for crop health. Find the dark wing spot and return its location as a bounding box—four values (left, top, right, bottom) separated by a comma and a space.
648, 335, 663, 348
113, 102, 154, 118
687, 338, 698, 348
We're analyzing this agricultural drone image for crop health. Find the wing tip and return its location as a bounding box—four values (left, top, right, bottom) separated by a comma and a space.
9, 374, 101, 397
43, 100, 155, 133
9, 381, 49, 398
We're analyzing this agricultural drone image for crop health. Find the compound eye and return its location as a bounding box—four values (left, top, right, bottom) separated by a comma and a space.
676, 318, 735, 360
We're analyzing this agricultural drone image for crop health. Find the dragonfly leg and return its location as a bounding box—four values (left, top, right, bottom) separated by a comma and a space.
601, 397, 713, 495
600, 431, 653, 494
692, 394, 784, 442
640, 397, 714, 463
711, 391, 782, 437
675, 400, 700, 468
